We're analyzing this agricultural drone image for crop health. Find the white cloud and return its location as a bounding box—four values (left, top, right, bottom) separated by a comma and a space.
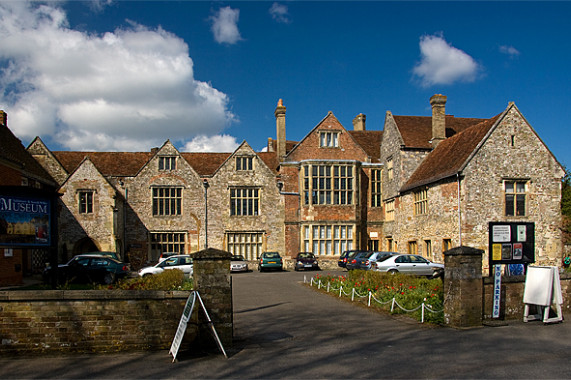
210, 6, 242, 45
269, 2, 290, 24
499, 45, 520, 58
0, 1, 237, 151
412, 34, 480, 87
181, 134, 240, 153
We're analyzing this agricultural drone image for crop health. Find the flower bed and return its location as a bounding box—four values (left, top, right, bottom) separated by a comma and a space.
308, 270, 444, 324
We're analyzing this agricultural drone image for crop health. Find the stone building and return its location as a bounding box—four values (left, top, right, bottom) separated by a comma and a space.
21, 94, 566, 272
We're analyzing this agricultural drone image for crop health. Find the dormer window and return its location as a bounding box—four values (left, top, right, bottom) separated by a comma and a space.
320, 131, 339, 148
159, 156, 176, 171
236, 156, 253, 171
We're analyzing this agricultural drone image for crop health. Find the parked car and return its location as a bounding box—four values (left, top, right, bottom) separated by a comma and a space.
346, 251, 372, 270
374, 254, 444, 278
338, 250, 363, 268
82, 251, 119, 260
138, 255, 193, 278
294, 252, 319, 271
231, 254, 249, 272
258, 252, 283, 272
359, 251, 399, 270
43, 254, 129, 285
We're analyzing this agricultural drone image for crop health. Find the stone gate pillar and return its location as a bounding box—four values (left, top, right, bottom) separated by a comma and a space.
191, 248, 233, 348
443, 246, 483, 328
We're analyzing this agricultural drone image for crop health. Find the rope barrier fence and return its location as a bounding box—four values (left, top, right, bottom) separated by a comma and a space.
306, 275, 443, 323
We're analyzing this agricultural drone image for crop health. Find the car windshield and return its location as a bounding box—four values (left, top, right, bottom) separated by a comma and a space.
298, 253, 313, 259
232, 255, 245, 261
264, 252, 280, 259
377, 255, 394, 263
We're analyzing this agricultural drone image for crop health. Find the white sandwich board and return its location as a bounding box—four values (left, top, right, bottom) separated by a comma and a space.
523, 266, 563, 324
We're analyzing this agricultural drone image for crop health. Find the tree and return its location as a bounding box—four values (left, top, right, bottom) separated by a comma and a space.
561, 167, 571, 244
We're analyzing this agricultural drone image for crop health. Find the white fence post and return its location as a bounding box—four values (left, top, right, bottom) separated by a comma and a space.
368, 291, 372, 307
351, 288, 355, 301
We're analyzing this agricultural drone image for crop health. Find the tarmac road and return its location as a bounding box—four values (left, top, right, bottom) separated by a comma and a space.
1, 269, 570, 379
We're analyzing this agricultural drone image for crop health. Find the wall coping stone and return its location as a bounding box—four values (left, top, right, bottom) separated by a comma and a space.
444, 246, 484, 257
0, 290, 191, 301
191, 247, 232, 261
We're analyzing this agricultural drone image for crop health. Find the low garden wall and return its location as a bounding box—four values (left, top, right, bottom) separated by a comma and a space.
482, 272, 571, 320
0, 290, 196, 354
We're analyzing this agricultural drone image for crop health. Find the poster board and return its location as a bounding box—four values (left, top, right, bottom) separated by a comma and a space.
489, 222, 535, 267
523, 266, 563, 323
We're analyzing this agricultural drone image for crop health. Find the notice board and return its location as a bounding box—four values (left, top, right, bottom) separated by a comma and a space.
488, 222, 535, 267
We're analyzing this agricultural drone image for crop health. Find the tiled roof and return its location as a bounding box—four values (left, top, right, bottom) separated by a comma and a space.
0, 126, 57, 186
394, 115, 489, 149
256, 151, 280, 173
401, 114, 501, 192
180, 152, 231, 176
348, 130, 383, 163
53, 151, 153, 177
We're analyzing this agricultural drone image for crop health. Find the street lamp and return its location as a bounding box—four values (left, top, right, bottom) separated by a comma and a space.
203, 179, 209, 248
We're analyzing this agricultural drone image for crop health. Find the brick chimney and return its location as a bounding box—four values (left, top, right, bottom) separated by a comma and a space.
0, 110, 7, 127
275, 99, 286, 162
430, 94, 447, 148
352, 113, 366, 131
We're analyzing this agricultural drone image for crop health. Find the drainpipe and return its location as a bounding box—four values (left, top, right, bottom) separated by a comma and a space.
457, 173, 462, 246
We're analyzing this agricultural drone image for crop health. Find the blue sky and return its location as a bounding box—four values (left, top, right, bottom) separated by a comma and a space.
1, 1, 570, 168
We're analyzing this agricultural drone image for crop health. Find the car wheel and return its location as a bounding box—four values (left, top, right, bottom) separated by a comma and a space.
143, 273, 152, 278
258, 265, 263, 272
388, 269, 398, 275
103, 272, 115, 285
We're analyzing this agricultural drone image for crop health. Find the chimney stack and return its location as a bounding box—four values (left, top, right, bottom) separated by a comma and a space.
352, 113, 366, 131
275, 99, 286, 162
0, 110, 7, 127
430, 94, 447, 148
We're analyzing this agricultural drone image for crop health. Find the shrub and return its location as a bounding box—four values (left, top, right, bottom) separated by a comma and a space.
101, 269, 193, 291
312, 270, 444, 324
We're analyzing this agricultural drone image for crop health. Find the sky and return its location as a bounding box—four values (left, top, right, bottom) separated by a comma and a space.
1, 1, 570, 168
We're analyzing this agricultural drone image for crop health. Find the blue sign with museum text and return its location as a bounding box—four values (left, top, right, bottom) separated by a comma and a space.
0, 195, 51, 246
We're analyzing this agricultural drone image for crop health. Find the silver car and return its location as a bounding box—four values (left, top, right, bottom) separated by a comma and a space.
230, 254, 249, 272
374, 254, 444, 278
138, 255, 193, 278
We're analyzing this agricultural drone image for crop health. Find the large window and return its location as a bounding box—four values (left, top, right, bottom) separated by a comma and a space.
505, 181, 526, 216
230, 188, 259, 216
302, 164, 354, 205
158, 156, 176, 171
79, 191, 94, 214
385, 199, 395, 221
226, 232, 263, 260
152, 187, 182, 216
236, 156, 253, 171
414, 188, 428, 215
302, 224, 354, 256
319, 131, 339, 147
424, 240, 432, 259
371, 169, 382, 207
150, 232, 185, 255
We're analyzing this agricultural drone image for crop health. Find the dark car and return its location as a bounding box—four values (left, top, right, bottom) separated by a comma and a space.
294, 252, 319, 271
338, 250, 362, 268
346, 251, 372, 270
359, 251, 399, 270
258, 252, 283, 272
43, 254, 129, 285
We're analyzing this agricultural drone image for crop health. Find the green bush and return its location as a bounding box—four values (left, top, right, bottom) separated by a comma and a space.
100, 269, 193, 291
312, 270, 444, 324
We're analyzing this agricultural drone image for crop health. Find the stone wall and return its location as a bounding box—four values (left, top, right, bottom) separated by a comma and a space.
0, 290, 196, 353
483, 272, 571, 320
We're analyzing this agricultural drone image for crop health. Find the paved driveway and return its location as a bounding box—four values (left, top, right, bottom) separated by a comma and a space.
0, 269, 570, 379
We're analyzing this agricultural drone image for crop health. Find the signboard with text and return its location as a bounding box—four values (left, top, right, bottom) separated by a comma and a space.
0, 194, 51, 247
488, 222, 535, 267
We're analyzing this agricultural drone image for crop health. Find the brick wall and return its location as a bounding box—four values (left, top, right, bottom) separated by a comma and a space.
0, 290, 196, 353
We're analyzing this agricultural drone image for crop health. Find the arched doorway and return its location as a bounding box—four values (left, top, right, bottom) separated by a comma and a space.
73, 238, 99, 255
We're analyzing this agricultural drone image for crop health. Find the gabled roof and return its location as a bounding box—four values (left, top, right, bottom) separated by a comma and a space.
52, 151, 153, 177
180, 153, 231, 176
400, 114, 501, 192
348, 130, 383, 163
393, 115, 489, 149
0, 126, 57, 187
